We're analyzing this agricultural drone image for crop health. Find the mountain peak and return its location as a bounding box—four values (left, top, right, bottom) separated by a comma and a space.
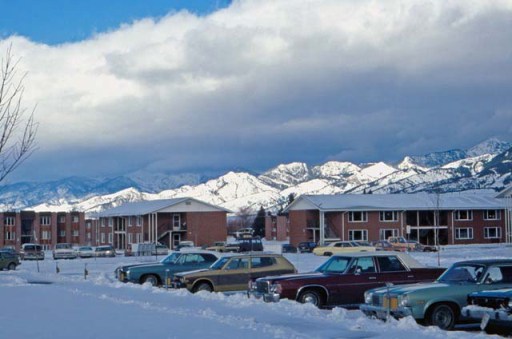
467, 137, 511, 157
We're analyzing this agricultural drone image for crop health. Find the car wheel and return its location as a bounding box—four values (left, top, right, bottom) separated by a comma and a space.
298, 289, 323, 308
193, 282, 213, 293
7, 263, 16, 270
141, 275, 159, 286
428, 304, 456, 330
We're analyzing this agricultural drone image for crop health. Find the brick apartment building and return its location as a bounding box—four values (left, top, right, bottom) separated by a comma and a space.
97, 197, 231, 250
265, 214, 289, 241
0, 211, 90, 250
284, 192, 511, 246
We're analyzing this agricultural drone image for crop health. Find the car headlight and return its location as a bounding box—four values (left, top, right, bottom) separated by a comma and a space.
125, 270, 130, 279
508, 300, 512, 308
179, 276, 188, 284
364, 291, 373, 304
270, 283, 282, 294
398, 294, 409, 307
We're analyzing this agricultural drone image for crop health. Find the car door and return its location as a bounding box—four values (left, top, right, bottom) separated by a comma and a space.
0, 252, 6, 269
335, 256, 378, 305
375, 255, 411, 285
217, 257, 251, 292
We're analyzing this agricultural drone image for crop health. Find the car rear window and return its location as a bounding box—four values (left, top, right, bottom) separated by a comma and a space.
377, 256, 406, 272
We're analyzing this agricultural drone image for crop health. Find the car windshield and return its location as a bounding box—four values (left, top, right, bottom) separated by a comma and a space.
56, 244, 71, 249
160, 252, 181, 264
80, 247, 92, 251
437, 264, 485, 283
210, 257, 231, 270
316, 256, 351, 273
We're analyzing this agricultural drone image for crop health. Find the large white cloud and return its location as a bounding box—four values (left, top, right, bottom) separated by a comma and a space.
1, 0, 512, 181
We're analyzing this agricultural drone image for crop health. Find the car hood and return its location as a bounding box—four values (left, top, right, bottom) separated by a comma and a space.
373, 281, 458, 295
119, 262, 161, 271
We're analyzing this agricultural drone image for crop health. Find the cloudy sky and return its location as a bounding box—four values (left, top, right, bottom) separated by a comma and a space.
1, 0, 511, 183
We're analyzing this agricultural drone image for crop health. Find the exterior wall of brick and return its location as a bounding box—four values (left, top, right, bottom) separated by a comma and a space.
264, 215, 289, 241
288, 207, 508, 246
184, 211, 227, 247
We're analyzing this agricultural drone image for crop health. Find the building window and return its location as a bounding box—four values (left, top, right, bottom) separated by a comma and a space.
136, 233, 142, 243
348, 229, 368, 241
72, 230, 79, 237
59, 230, 66, 237
484, 210, 501, 220
5, 231, 15, 240
173, 214, 181, 228
108, 233, 113, 243
59, 216, 66, 223
379, 211, 398, 222
101, 218, 105, 227
455, 228, 473, 240
455, 210, 473, 221
128, 216, 132, 227
86, 221, 91, 229
42, 231, 51, 240
40, 216, 51, 226
379, 229, 399, 240
484, 227, 502, 239
4, 216, 15, 226
136, 216, 142, 227
108, 218, 113, 227
128, 233, 133, 244
72, 215, 79, 223
348, 212, 367, 223
101, 233, 105, 243
87, 232, 91, 240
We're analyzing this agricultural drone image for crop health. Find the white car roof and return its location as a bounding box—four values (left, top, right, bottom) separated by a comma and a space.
332, 251, 426, 268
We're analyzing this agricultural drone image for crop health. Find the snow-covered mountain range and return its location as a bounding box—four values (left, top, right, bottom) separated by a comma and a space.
3, 138, 512, 214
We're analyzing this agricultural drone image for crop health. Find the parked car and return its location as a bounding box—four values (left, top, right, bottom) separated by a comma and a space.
95, 245, 116, 257
53, 243, 77, 259
152, 244, 169, 256
313, 241, 375, 256
408, 240, 438, 252
248, 251, 445, 308
463, 285, 512, 333
234, 228, 254, 239
172, 253, 296, 293
360, 259, 512, 330
76, 246, 94, 258
0, 250, 20, 270
297, 242, 317, 253
176, 241, 195, 251
371, 240, 404, 252
0, 246, 17, 255
387, 237, 418, 251
20, 243, 45, 260
281, 244, 297, 253
237, 236, 263, 252
115, 251, 220, 286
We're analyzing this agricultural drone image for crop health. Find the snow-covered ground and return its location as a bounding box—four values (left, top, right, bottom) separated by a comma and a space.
1, 244, 510, 339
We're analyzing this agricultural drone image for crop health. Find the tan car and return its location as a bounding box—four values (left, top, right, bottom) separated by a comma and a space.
172, 253, 296, 293
313, 241, 376, 256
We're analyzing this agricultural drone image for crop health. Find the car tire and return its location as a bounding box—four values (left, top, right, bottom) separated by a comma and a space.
298, 289, 323, 308
428, 304, 456, 330
193, 282, 213, 293
141, 275, 159, 286
7, 263, 16, 270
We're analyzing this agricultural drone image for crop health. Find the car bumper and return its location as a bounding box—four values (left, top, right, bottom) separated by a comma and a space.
463, 306, 512, 322
359, 304, 413, 319
247, 290, 281, 302
170, 282, 187, 289
53, 253, 77, 259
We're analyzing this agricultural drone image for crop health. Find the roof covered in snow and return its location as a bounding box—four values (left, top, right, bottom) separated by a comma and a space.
286, 192, 507, 212
98, 197, 231, 217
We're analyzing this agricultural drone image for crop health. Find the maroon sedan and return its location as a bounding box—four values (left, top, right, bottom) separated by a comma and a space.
248, 251, 445, 308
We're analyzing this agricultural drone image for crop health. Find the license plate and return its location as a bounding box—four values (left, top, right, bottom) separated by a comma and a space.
480, 313, 490, 330
119, 273, 125, 281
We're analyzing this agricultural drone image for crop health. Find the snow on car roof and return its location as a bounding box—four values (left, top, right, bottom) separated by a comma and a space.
332, 251, 427, 269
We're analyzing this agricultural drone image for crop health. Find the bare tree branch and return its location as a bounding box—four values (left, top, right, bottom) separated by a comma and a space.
0, 45, 38, 183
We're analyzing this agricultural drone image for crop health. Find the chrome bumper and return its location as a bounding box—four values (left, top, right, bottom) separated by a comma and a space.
359, 304, 413, 319
463, 306, 512, 322
247, 290, 281, 302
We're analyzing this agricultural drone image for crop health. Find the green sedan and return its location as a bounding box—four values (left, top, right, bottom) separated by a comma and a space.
360, 259, 512, 330
115, 251, 219, 286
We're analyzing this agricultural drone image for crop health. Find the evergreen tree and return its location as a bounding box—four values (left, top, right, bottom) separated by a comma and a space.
252, 206, 266, 237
